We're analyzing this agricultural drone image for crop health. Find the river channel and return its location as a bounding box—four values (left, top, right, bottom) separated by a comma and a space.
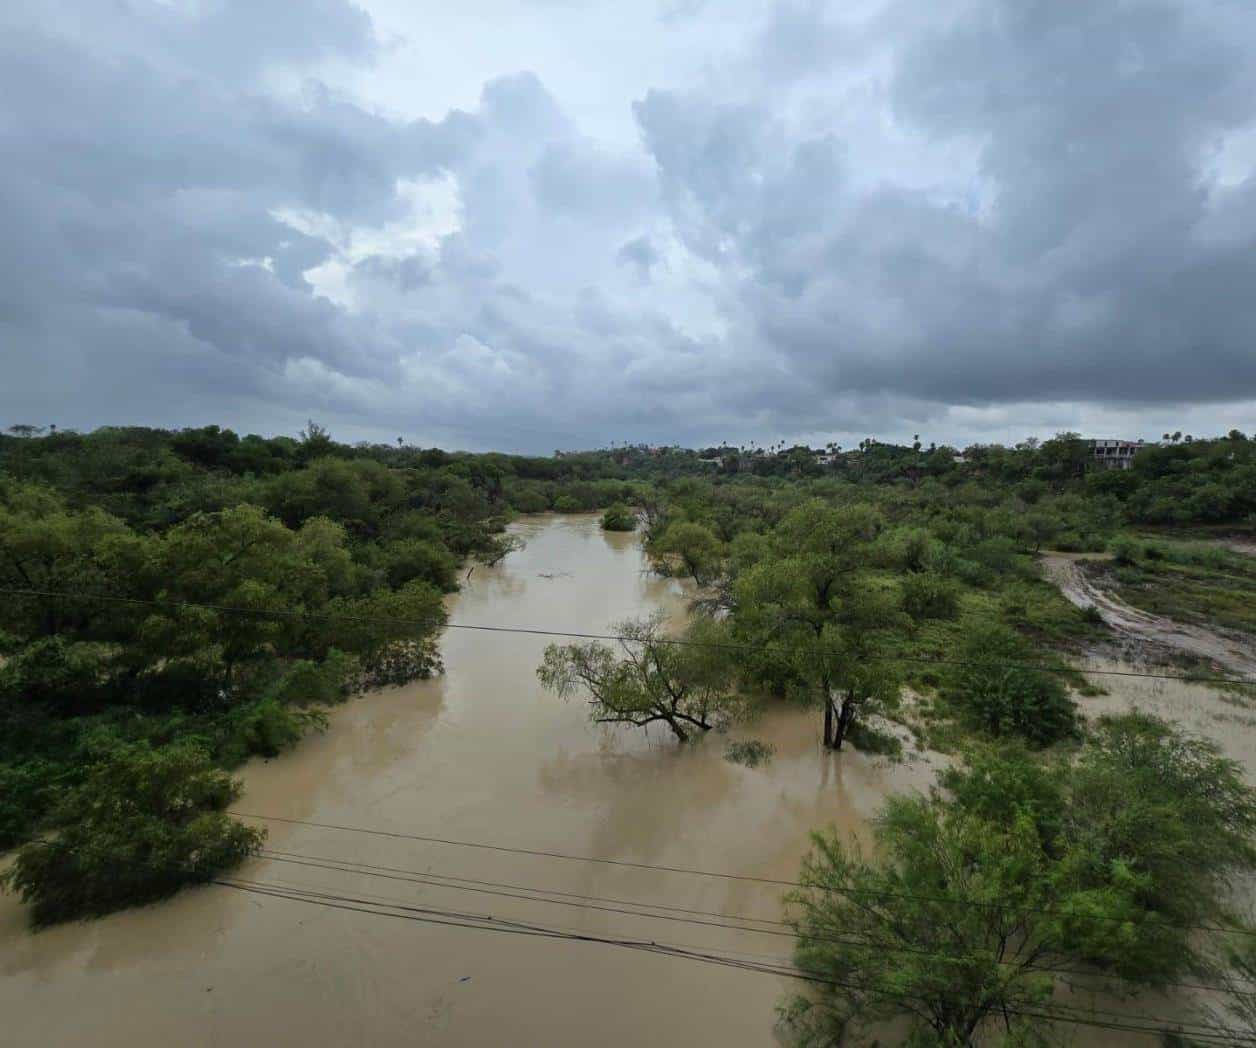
0, 515, 944, 1047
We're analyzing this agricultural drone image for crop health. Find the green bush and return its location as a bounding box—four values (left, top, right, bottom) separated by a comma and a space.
511, 489, 551, 513
0, 760, 59, 851
970, 537, 1021, 576
724, 739, 775, 767
943, 622, 1076, 746
1, 742, 263, 925
845, 721, 903, 757
600, 504, 637, 532
267, 650, 360, 707
553, 495, 581, 513
899, 572, 960, 621
379, 538, 459, 592
219, 700, 326, 761
1110, 536, 1141, 566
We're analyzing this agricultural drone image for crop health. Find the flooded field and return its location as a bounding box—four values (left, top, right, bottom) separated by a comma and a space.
0, 516, 938, 1047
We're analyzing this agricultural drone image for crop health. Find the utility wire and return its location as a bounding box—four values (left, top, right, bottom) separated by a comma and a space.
232, 811, 1256, 940
256, 847, 1256, 998
3, 585, 1253, 686
216, 877, 1256, 1046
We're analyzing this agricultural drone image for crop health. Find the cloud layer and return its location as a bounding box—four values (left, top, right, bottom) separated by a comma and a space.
5, 0, 1256, 450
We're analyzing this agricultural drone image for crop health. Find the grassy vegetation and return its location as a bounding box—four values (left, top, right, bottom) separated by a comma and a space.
1096, 537, 1256, 635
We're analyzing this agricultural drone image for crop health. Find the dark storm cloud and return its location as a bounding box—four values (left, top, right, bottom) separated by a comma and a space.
4, 0, 1256, 451
634, 0, 1256, 409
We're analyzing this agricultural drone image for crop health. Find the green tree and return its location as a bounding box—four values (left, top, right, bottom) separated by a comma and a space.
1, 742, 263, 925
733, 503, 900, 750
899, 572, 960, 621
654, 521, 723, 583
784, 725, 1256, 1045
781, 800, 1062, 1046
537, 614, 738, 742
600, 504, 637, 532
1060, 713, 1256, 978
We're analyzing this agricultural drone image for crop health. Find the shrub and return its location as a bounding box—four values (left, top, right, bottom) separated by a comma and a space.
600, 504, 637, 532
874, 527, 933, 573
900, 572, 960, 621
219, 700, 326, 761
943, 622, 1077, 746
1080, 604, 1105, 625
267, 650, 361, 707
0, 760, 59, 851
724, 739, 775, 767
553, 495, 581, 513
379, 538, 459, 592
1, 742, 263, 925
1110, 536, 1140, 566
971, 537, 1021, 576
845, 721, 903, 757
511, 489, 550, 513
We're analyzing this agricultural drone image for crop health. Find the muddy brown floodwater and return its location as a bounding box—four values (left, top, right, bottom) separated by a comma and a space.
0, 515, 941, 1048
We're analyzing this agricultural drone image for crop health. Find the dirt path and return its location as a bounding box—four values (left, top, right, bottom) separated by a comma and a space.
1041, 553, 1256, 678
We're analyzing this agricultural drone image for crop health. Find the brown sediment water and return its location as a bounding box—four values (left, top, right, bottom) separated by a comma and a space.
1041, 553, 1256, 678
0, 515, 940, 1048
1074, 652, 1256, 773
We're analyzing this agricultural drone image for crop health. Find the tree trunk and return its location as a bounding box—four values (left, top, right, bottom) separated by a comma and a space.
823, 697, 835, 749
833, 692, 856, 751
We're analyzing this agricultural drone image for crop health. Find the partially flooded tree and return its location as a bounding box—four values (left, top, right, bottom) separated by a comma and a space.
653, 521, 723, 584
733, 502, 902, 750
782, 722, 1256, 1045
780, 799, 1064, 1046
537, 614, 738, 742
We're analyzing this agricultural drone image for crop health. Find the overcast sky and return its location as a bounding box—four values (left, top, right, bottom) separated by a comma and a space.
5, 1, 1256, 452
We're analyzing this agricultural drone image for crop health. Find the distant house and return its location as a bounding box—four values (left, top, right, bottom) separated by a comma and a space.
1089, 438, 1145, 471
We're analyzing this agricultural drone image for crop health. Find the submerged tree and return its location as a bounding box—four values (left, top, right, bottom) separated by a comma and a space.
2, 742, 264, 926
537, 614, 738, 742
600, 503, 637, 532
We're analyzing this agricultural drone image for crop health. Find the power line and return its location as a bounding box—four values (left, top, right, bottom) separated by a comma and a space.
219, 878, 1250, 1044
256, 847, 1256, 998
216, 877, 1256, 1046
3, 585, 1254, 686
234, 811, 1256, 939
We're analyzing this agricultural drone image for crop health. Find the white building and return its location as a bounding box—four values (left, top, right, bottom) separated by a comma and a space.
1089, 439, 1145, 470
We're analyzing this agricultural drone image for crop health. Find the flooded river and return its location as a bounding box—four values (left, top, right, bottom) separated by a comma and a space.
3, 518, 1251, 1045
0, 515, 937, 1047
